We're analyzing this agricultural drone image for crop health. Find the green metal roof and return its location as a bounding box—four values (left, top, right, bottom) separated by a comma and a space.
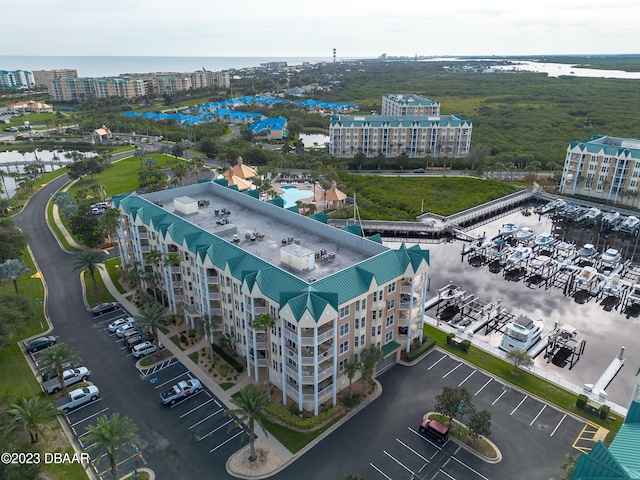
309, 212, 328, 223
341, 224, 363, 236
381, 341, 401, 356
281, 291, 339, 323
330, 114, 472, 129
368, 233, 383, 244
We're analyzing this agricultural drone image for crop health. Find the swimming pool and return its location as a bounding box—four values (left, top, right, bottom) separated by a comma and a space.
279, 185, 314, 208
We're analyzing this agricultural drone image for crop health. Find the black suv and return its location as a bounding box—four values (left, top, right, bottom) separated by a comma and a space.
91, 302, 119, 316
27, 336, 57, 353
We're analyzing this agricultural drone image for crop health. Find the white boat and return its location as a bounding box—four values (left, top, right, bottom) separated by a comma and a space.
603, 274, 622, 295
583, 207, 602, 223
600, 248, 621, 267
535, 233, 556, 248
618, 216, 640, 234
499, 315, 544, 352
528, 255, 557, 278
489, 238, 511, 258
628, 284, 640, 305
515, 227, 534, 242
573, 207, 589, 223
577, 243, 598, 260
500, 223, 518, 237
561, 203, 580, 220
438, 283, 466, 301
467, 236, 491, 252
554, 242, 576, 270
576, 265, 599, 287
601, 211, 621, 230
506, 246, 532, 266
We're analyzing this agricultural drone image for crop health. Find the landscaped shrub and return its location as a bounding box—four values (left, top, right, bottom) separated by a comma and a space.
188, 329, 196, 338
266, 403, 342, 429
576, 394, 588, 410
599, 405, 611, 420
460, 340, 471, 353
211, 343, 244, 373
342, 392, 362, 408
406, 337, 436, 361
446, 333, 455, 345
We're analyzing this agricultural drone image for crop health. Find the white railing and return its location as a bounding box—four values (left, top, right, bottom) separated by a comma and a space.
253, 306, 267, 314
208, 292, 220, 300
285, 383, 298, 398
283, 328, 297, 343
207, 276, 219, 284
318, 365, 335, 383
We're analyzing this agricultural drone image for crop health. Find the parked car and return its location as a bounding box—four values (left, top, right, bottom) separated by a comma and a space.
27, 336, 57, 353
126, 332, 154, 350
116, 323, 136, 337
91, 302, 119, 316
108, 317, 135, 333
121, 329, 142, 341
40, 361, 78, 382
42, 366, 90, 394
132, 341, 162, 358
160, 379, 202, 405
55, 385, 100, 413
419, 418, 449, 444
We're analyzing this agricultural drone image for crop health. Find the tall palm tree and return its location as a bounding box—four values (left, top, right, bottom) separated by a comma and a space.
134, 148, 146, 171
224, 384, 269, 462
198, 313, 221, 360
38, 344, 81, 395
73, 249, 105, 294
85, 413, 140, 480
7, 396, 59, 444
251, 313, 277, 401
0, 258, 31, 294
344, 361, 360, 394
134, 303, 168, 350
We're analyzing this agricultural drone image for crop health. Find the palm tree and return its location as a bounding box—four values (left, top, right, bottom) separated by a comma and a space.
72, 249, 105, 294
172, 162, 189, 186
0, 197, 14, 217
0, 258, 31, 294
134, 303, 168, 351
85, 413, 140, 480
0, 168, 9, 198
38, 344, 81, 395
360, 346, 383, 393
505, 349, 533, 375
224, 384, 269, 462
251, 313, 277, 401
344, 361, 360, 394
160, 144, 171, 168
7, 396, 59, 444
134, 148, 146, 170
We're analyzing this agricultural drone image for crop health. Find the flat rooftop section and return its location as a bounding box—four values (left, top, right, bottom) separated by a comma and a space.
142, 182, 388, 282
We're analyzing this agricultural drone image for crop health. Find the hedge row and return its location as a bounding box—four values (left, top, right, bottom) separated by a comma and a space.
406, 337, 436, 362
211, 343, 244, 373
266, 403, 342, 429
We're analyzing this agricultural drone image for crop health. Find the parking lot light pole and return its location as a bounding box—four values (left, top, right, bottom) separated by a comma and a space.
129, 444, 139, 479
457, 400, 465, 436
34, 299, 43, 329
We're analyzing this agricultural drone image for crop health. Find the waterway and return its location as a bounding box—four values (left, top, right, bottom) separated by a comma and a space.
0, 150, 71, 198
491, 60, 640, 79
392, 210, 640, 408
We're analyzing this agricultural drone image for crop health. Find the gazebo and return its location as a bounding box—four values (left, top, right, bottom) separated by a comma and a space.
222, 168, 253, 191
231, 156, 257, 180
324, 181, 347, 210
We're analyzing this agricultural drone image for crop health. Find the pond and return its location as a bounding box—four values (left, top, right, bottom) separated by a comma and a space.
0, 149, 74, 198
299, 133, 329, 149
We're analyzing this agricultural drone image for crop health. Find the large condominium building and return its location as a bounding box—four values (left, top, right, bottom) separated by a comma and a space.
381, 93, 440, 116
0, 70, 35, 89
329, 114, 472, 159
32, 69, 78, 87
560, 135, 640, 205
114, 181, 430, 414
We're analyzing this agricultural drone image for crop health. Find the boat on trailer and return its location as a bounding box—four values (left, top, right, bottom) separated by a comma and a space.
577, 243, 598, 261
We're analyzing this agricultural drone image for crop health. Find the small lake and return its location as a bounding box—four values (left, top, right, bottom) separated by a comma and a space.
491, 60, 640, 79
299, 133, 329, 149
0, 149, 72, 198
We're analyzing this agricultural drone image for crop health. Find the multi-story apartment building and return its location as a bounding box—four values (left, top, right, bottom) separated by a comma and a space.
190, 70, 231, 89
47, 77, 94, 102
329, 114, 472, 159
381, 93, 440, 116
32, 69, 78, 87
114, 181, 430, 414
560, 135, 640, 205
0, 70, 35, 89
152, 75, 192, 95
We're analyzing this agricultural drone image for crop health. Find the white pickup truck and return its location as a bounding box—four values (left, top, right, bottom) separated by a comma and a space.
42, 367, 90, 394
55, 385, 100, 413
160, 379, 202, 405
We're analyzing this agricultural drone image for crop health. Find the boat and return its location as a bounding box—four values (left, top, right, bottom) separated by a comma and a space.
628, 284, 640, 305
528, 255, 556, 278
600, 248, 621, 267
583, 207, 602, 224
560, 203, 580, 220
618, 216, 640, 234
506, 246, 532, 266
601, 211, 621, 230
554, 242, 576, 270
500, 223, 518, 237
515, 227, 534, 242
575, 265, 599, 287
438, 284, 466, 301
489, 238, 511, 258
577, 243, 598, 260
499, 315, 544, 352
467, 236, 491, 253
603, 274, 622, 296
534, 233, 556, 248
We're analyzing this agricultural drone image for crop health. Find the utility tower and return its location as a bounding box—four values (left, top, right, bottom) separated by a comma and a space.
332, 48, 337, 84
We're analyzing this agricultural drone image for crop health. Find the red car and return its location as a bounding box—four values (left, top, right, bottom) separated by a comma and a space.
126, 332, 154, 350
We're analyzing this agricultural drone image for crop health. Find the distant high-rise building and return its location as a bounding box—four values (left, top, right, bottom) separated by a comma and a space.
0, 70, 35, 89
32, 69, 78, 87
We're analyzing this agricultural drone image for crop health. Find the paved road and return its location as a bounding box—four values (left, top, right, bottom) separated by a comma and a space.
13, 175, 239, 479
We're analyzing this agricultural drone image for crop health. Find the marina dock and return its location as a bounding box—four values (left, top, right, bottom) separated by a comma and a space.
584, 347, 626, 401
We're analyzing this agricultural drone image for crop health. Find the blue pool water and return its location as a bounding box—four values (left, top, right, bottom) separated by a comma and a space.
279, 185, 314, 208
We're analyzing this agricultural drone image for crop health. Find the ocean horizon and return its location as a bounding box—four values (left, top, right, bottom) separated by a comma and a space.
0, 55, 343, 78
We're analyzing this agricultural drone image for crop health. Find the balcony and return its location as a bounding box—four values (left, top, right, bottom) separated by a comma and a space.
284, 325, 334, 346
208, 291, 220, 300
207, 276, 219, 285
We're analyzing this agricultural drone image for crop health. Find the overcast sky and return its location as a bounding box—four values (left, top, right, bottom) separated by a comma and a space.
7, 0, 639, 57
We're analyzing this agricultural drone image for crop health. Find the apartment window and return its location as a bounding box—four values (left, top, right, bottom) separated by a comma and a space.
361, 318, 366, 329
361, 335, 365, 346
355, 301, 360, 312
339, 323, 350, 337
354, 336, 359, 347
361, 299, 366, 310
234, 300, 240, 311
634, 171, 640, 178
387, 299, 395, 311
387, 282, 396, 294
371, 327, 376, 337
226, 277, 231, 287
355, 318, 359, 329
372, 311, 377, 320
339, 340, 349, 355
385, 331, 394, 344
377, 325, 382, 335
386, 314, 395, 327
339, 358, 348, 372
354, 353, 359, 362
233, 283, 239, 294
270, 305, 278, 317
340, 305, 350, 318
272, 342, 277, 353
227, 293, 232, 303
373, 291, 378, 302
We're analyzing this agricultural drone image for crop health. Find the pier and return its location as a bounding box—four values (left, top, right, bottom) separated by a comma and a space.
583, 347, 626, 401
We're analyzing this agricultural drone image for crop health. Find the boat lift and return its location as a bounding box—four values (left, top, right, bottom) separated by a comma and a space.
541, 323, 586, 369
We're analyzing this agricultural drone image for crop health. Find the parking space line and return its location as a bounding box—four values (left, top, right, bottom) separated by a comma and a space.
550, 414, 566, 437
396, 438, 430, 464
70, 407, 110, 427
510, 395, 528, 416
439, 468, 456, 479
442, 362, 462, 378
450, 455, 489, 479
384, 451, 414, 476
198, 418, 235, 441
408, 427, 443, 451
169, 390, 206, 408
214, 399, 221, 408
370, 463, 393, 480
153, 372, 189, 389
63, 398, 103, 415
179, 397, 215, 418
209, 430, 243, 453
530, 405, 547, 426
458, 370, 476, 387
475, 378, 491, 396
188, 408, 224, 429
491, 390, 507, 405
428, 354, 448, 370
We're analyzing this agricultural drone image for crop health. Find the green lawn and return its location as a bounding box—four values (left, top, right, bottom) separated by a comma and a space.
261, 414, 345, 454
83, 270, 116, 308
105, 258, 127, 295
